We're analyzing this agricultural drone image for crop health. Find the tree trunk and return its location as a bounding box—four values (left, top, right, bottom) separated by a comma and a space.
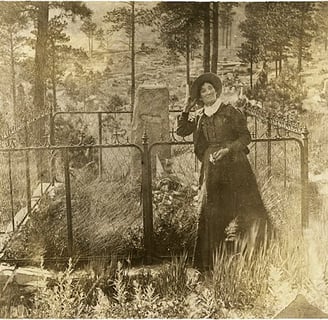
325, 31, 328, 52
91, 32, 93, 58
222, 26, 226, 46
51, 41, 57, 112
34, 1, 49, 116
279, 52, 282, 75
250, 58, 253, 89
89, 34, 91, 57
186, 32, 190, 86
203, 2, 211, 72
275, 59, 278, 78
229, 22, 232, 46
297, 9, 305, 73
34, 1, 49, 180
131, 2, 135, 109
250, 44, 253, 89
10, 30, 17, 125
211, 2, 219, 74
225, 24, 229, 49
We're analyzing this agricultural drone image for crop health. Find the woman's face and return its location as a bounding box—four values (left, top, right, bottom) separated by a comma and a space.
200, 82, 217, 106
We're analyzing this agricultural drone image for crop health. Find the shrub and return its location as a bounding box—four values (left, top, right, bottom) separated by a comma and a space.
54, 115, 98, 169
152, 175, 198, 256
253, 63, 307, 114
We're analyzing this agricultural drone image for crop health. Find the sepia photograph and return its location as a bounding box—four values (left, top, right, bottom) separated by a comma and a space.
0, 1, 328, 318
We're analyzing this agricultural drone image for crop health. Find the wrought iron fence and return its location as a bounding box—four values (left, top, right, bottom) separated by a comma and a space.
0, 100, 309, 264
0, 143, 143, 264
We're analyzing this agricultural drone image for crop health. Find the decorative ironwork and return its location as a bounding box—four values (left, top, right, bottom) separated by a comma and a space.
243, 101, 304, 135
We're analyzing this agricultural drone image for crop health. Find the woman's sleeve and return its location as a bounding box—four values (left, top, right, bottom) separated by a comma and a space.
176, 112, 196, 137
228, 107, 251, 153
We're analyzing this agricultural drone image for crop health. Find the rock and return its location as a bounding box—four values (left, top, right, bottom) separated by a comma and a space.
14, 267, 53, 286
0, 264, 16, 284
0, 264, 53, 288
274, 294, 328, 318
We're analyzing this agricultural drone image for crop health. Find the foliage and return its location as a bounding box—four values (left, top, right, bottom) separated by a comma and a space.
288, 2, 317, 72
237, 3, 265, 87
0, 2, 29, 124
219, 2, 238, 49
63, 62, 103, 110
238, 2, 317, 79
152, 176, 198, 256
2, 169, 199, 266
314, 2, 328, 51
95, 27, 105, 49
29, 260, 90, 318
255, 63, 307, 112
154, 3, 202, 55
211, 235, 272, 309
154, 2, 202, 81
3, 233, 310, 319
103, 4, 152, 41
80, 16, 97, 57
46, 15, 74, 109
54, 115, 97, 168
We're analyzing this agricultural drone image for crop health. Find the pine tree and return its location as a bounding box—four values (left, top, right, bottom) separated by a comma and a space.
95, 28, 106, 50
315, 2, 328, 51
154, 2, 202, 85
219, 3, 238, 49
103, 3, 152, 108
211, 2, 219, 74
0, 2, 28, 125
25, 1, 91, 179
289, 2, 317, 72
238, 3, 265, 88
80, 17, 97, 58
202, 2, 211, 73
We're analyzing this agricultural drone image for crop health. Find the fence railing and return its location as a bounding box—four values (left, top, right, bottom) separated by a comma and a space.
0, 100, 309, 264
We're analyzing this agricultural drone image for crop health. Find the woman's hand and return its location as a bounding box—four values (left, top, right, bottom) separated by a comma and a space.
210, 148, 230, 164
183, 96, 197, 113
183, 85, 196, 112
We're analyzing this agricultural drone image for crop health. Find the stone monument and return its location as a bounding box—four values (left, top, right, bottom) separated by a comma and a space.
131, 85, 171, 178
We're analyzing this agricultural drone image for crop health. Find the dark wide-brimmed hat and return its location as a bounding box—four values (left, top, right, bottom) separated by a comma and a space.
190, 72, 222, 101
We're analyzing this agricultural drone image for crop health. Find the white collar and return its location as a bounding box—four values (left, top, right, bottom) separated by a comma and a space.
204, 98, 222, 117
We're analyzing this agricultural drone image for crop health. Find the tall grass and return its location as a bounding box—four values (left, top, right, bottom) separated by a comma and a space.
0, 150, 40, 230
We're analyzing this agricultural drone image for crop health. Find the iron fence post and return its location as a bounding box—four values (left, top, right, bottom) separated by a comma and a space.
98, 112, 103, 179
142, 130, 153, 263
266, 113, 272, 178
24, 121, 31, 217
8, 151, 15, 232
301, 126, 309, 229
63, 148, 73, 257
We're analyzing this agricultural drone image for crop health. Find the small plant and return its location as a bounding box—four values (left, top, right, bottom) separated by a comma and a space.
154, 252, 192, 297
29, 259, 90, 318
211, 230, 273, 309
152, 175, 198, 256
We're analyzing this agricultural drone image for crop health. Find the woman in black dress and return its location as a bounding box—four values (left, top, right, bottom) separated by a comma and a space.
177, 73, 270, 271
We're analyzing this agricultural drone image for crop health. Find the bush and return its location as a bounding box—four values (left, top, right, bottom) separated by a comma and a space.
252, 63, 307, 114
152, 175, 198, 257
54, 116, 98, 169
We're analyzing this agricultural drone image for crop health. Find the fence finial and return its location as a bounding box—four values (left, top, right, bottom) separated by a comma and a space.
302, 126, 309, 138
142, 127, 148, 144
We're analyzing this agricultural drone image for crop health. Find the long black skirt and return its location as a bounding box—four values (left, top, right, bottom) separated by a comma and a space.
193, 146, 270, 271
